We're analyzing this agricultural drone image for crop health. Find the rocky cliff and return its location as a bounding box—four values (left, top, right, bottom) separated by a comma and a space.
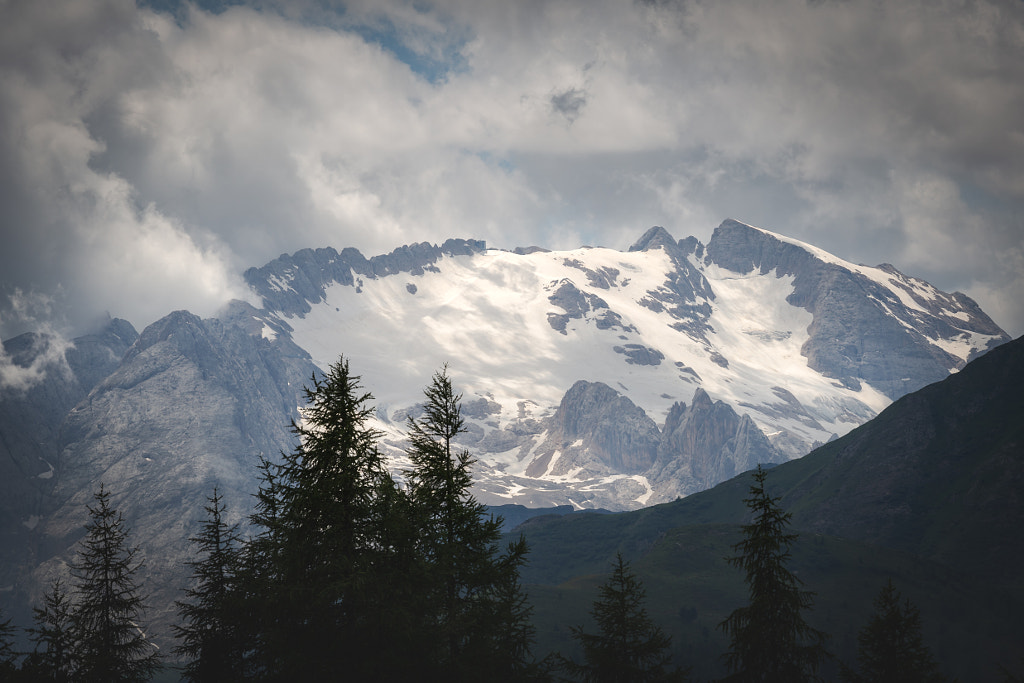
0, 319, 138, 589
22, 303, 319, 648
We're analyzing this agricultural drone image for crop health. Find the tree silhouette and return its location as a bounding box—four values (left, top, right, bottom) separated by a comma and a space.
0, 606, 18, 676
488, 536, 545, 682
174, 486, 243, 682
564, 553, 685, 682
70, 484, 159, 683
242, 357, 394, 679
842, 579, 946, 683
719, 465, 827, 682
25, 577, 75, 681
404, 366, 540, 680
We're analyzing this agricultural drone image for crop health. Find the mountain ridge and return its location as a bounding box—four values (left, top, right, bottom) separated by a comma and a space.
514, 333, 1024, 590
248, 218, 1007, 509
0, 219, 1012, 654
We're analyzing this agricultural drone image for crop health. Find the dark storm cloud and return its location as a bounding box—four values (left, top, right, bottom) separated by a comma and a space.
550, 87, 587, 124
1, 0, 1022, 345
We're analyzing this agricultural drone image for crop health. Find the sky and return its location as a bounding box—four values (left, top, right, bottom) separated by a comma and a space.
1, 0, 1022, 348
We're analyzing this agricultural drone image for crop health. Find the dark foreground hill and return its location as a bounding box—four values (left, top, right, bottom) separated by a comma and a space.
513, 335, 1024, 681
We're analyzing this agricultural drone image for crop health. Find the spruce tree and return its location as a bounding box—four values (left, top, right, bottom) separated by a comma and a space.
69, 484, 160, 683
244, 357, 392, 680
842, 579, 946, 683
564, 553, 684, 683
173, 487, 243, 682
354, 469, 434, 681
487, 536, 555, 682
719, 465, 827, 683
0, 606, 18, 676
235, 455, 285, 680
404, 366, 537, 680
26, 577, 76, 681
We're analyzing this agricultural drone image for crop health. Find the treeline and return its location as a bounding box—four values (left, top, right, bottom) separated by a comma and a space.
0, 358, 957, 682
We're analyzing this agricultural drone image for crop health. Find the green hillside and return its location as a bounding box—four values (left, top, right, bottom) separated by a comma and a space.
511, 336, 1024, 681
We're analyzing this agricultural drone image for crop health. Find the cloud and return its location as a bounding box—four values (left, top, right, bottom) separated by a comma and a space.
0, 289, 73, 392
550, 87, 587, 125
1, 0, 1022, 339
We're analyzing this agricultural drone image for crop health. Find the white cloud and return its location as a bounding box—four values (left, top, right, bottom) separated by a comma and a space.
1, 0, 1022, 338
0, 290, 73, 392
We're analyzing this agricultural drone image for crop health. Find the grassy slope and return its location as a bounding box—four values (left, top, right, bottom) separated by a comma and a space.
513, 337, 1024, 681
522, 520, 1019, 681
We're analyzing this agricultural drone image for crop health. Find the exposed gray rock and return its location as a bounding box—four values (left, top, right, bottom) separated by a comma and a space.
528, 381, 661, 477
650, 388, 786, 498
513, 246, 549, 255
708, 351, 729, 369
561, 258, 621, 290
20, 308, 319, 650
613, 344, 665, 366
629, 226, 716, 342
244, 238, 487, 315
477, 427, 530, 454
546, 280, 632, 335
462, 396, 502, 419
704, 219, 1010, 398
0, 319, 138, 592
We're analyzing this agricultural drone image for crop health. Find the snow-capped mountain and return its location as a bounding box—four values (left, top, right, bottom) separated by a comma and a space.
1, 217, 1009, 650
241, 218, 1008, 509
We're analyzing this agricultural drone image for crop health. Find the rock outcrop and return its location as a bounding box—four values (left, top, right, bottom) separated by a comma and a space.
0, 319, 137, 590
527, 381, 661, 478
704, 219, 1007, 397
651, 389, 786, 498
25, 304, 319, 649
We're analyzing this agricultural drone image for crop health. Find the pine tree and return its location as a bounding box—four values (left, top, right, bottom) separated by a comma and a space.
352, 469, 434, 681
563, 553, 684, 683
243, 357, 392, 680
719, 465, 828, 683
173, 487, 243, 682
404, 366, 538, 680
26, 577, 76, 681
841, 579, 946, 683
487, 536, 548, 682
0, 606, 18, 676
69, 484, 160, 683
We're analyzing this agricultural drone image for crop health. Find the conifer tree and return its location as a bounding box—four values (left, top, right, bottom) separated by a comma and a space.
26, 577, 76, 681
353, 469, 434, 681
173, 487, 243, 682
488, 537, 538, 680
841, 579, 946, 683
231, 457, 282, 680
244, 357, 392, 680
719, 465, 827, 683
69, 484, 160, 683
0, 606, 18, 676
563, 553, 684, 683
404, 366, 538, 680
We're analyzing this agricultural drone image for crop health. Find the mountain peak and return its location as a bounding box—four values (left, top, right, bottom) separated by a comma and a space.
691, 387, 714, 407
629, 226, 679, 253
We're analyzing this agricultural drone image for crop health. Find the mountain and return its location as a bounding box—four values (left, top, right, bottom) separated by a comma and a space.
0, 218, 1011, 651
0, 319, 138, 588
510, 334, 1024, 680
512, 333, 1024, 584
12, 303, 319, 641
240, 218, 1007, 509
